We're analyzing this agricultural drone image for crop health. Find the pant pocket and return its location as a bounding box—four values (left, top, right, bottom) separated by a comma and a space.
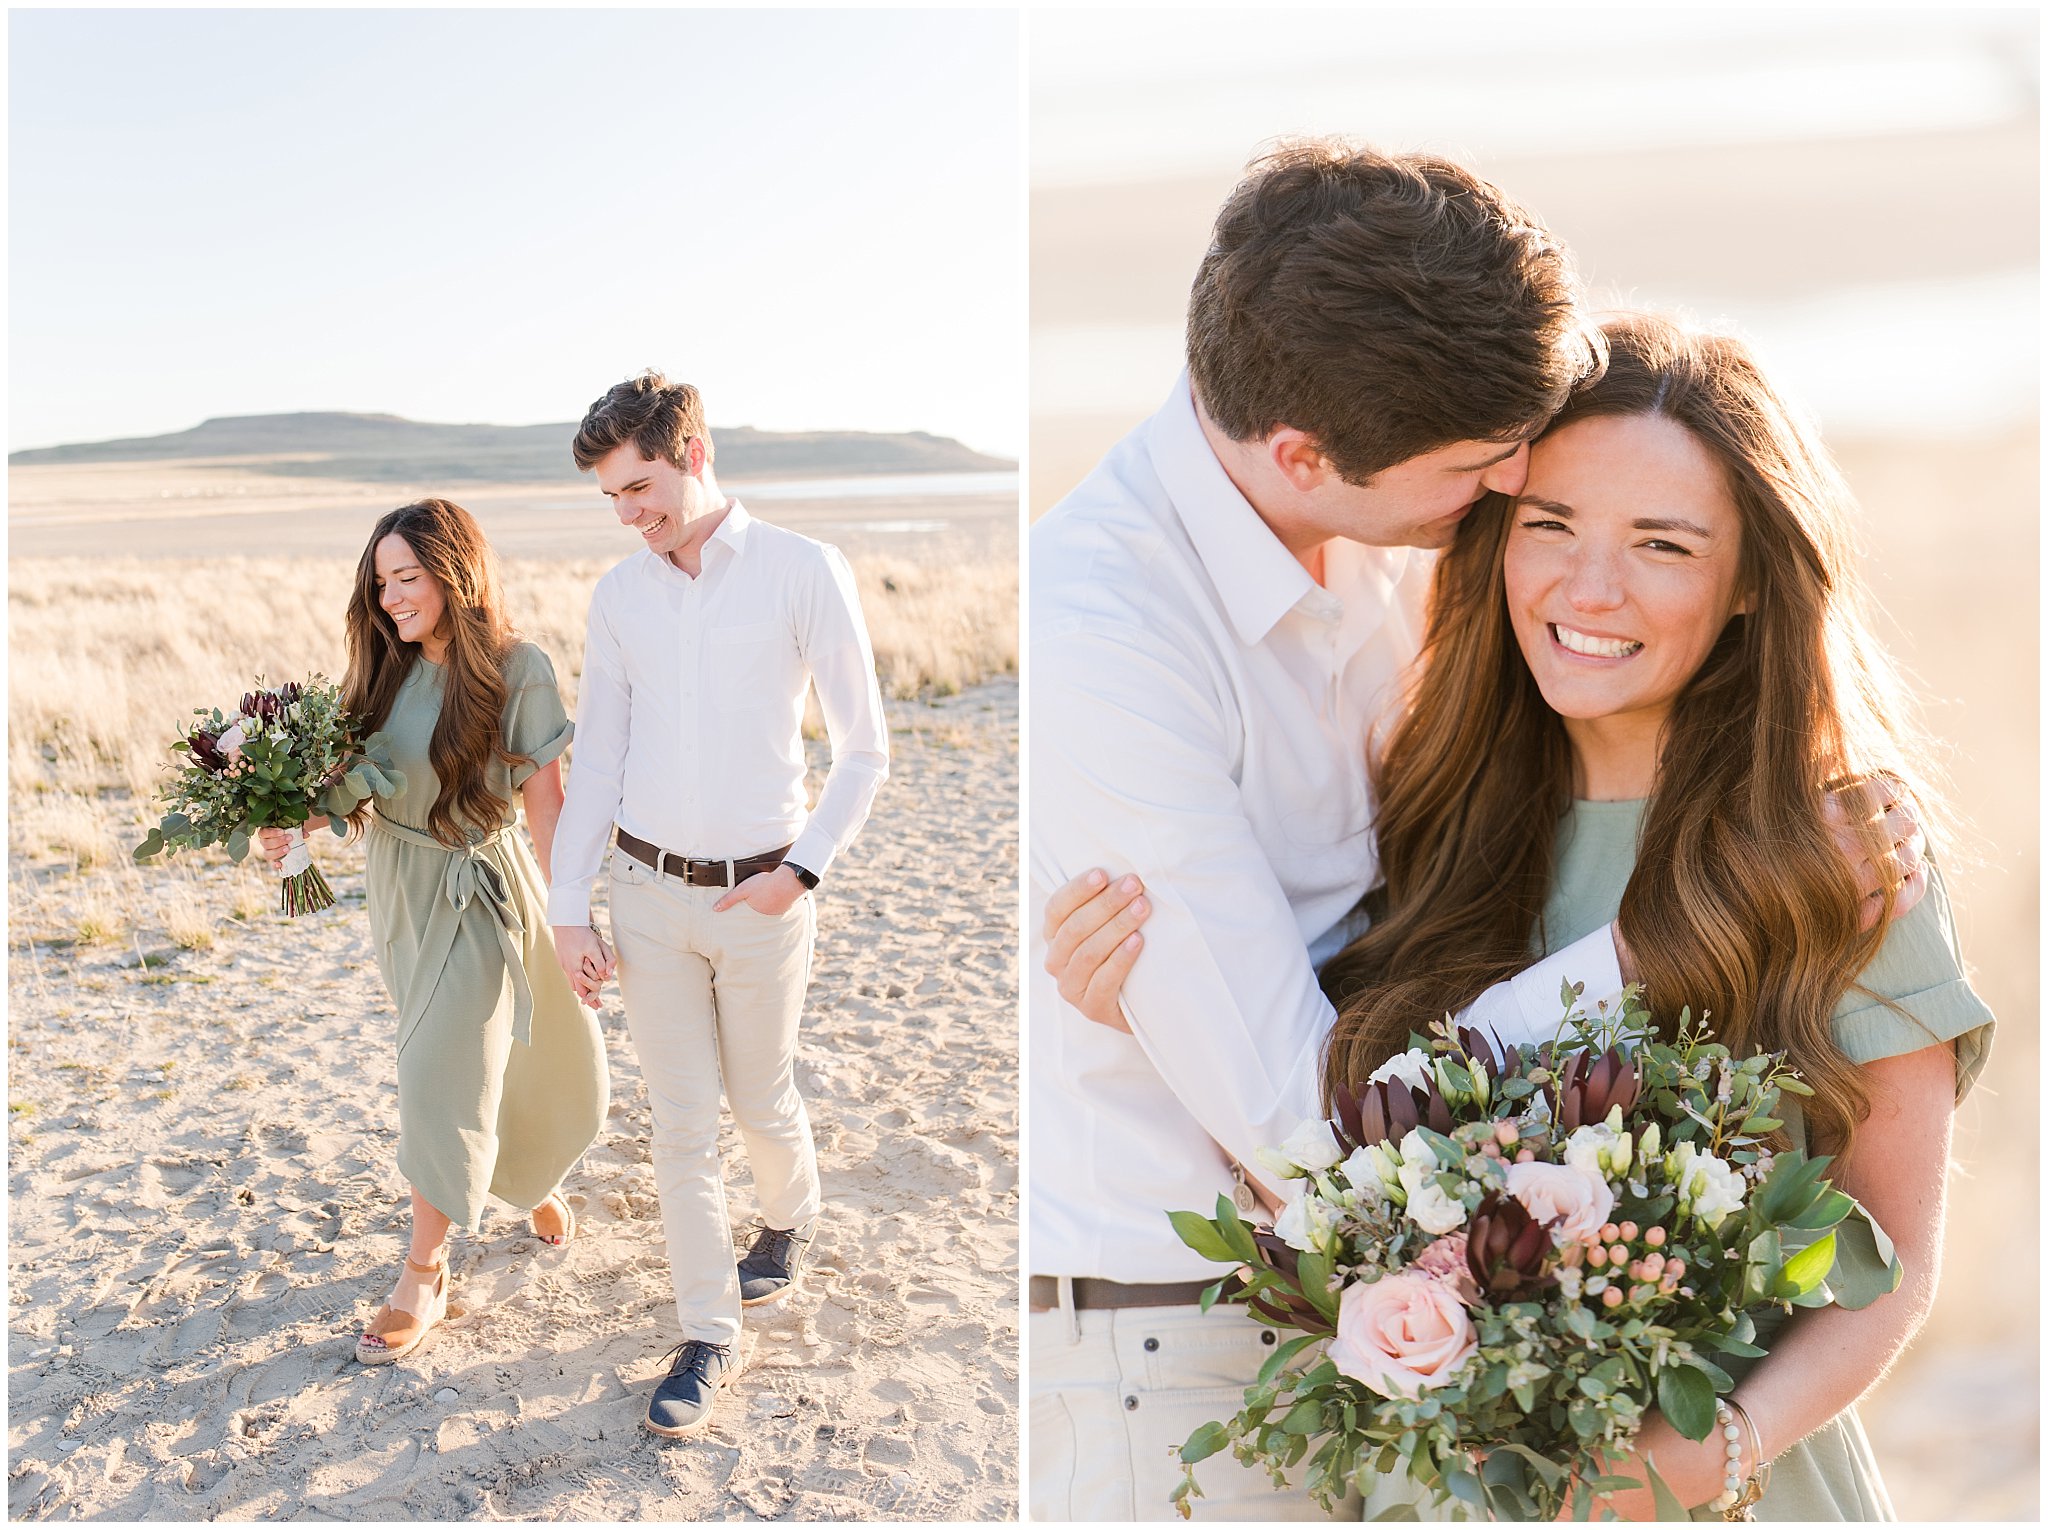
1027, 1388, 1079, 1521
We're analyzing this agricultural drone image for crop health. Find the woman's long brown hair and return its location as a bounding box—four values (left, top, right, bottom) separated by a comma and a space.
1320, 314, 1929, 1153
341, 499, 526, 847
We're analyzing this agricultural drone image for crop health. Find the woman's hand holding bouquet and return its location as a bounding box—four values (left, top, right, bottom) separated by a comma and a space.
134, 677, 403, 915
1169, 985, 1901, 1522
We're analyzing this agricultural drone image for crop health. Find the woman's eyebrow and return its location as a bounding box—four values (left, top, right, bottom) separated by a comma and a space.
1633, 516, 1715, 538
1517, 497, 1715, 539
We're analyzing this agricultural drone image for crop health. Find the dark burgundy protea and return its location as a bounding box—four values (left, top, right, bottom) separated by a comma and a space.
1252, 1229, 1303, 1282
186, 728, 226, 771
1332, 1073, 1455, 1151
240, 681, 303, 723
1245, 1230, 1336, 1335
1545, 1046, 1640, 1132
1466, 1192, 1554, 1299
1453, 1023, 1509, 1080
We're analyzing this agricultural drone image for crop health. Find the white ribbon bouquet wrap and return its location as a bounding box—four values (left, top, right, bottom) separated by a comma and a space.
273, 825, 314, 880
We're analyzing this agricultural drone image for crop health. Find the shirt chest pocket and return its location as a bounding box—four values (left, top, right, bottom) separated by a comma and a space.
704, 619, 798, 710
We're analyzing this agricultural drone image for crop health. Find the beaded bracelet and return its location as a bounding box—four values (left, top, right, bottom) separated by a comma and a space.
1712, 1397, 1771, 1520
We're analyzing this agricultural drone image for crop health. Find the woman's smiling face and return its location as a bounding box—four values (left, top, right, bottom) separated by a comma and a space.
1503, 412, 1747, 743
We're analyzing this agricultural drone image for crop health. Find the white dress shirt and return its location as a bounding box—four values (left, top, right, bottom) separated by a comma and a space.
548, 500, 889, 927
1029, 375, 1621, 1282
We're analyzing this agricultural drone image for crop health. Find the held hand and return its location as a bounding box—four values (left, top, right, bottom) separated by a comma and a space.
550, 924, 613, 1010
713, 864, 806, 917
1824, 773, 1928, 930
1041, 868, 1151, 1031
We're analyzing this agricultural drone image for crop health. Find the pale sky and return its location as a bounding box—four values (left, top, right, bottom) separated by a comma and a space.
9, 8, 1022, 456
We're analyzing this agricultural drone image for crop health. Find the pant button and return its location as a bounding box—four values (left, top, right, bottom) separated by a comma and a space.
1124, 1395, 1139, 1411
1261, 1330, 1277, 1345
1143, 1337, 1160, 1352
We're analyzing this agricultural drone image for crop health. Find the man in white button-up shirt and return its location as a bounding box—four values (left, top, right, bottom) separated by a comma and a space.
1027, 144, 1616, 1520
548, 372, 888, 1440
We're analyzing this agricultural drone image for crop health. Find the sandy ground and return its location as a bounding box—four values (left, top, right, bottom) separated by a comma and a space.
5, 683, 1019, 1522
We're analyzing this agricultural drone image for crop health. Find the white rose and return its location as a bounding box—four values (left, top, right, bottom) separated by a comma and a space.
1369, 1047, 1435, 1093
1402, 1175, 1469, 1236
1338, 1145, 1390, 1207
1395, 1131, 1467, 1234
1273, 1193, 1311, 1251
1680, 1146, 1746, 1229
1274, 1190, 1339, 1253
1563, 1122, 1629, 1180
1273, 1118, 1344, 1176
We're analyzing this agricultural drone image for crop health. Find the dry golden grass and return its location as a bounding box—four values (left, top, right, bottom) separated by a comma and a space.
9, 552, 1017, 859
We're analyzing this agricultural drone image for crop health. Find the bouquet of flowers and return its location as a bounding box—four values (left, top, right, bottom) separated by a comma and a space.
1170, 983, 1900, 1521
133, 678, 403, 916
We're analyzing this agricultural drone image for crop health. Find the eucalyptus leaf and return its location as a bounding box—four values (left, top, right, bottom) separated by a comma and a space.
1827, 1208, 1904, 1310
1179, 1420, 1231, 1464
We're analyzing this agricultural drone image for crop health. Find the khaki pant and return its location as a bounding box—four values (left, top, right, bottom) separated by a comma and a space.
1029, 1294, 1360, 1522
608, 853, 820, 1346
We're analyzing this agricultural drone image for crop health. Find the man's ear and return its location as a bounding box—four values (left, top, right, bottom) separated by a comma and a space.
1268, 427, 1332, 492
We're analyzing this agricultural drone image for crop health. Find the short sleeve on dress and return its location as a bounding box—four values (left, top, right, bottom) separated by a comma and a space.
1830, 862, 1994, 1101
501, 643, 574, 789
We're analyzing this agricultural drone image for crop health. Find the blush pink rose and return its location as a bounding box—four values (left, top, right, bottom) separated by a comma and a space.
1505, 1160, 1615, 1245
1328, 1272, 1477, 1398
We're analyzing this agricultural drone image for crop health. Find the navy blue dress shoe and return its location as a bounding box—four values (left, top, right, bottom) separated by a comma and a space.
645, 1339, 739, 1438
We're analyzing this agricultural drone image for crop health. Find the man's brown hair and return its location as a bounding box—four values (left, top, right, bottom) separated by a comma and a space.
572, 371, 713, 472
1186, 139, 1603, 483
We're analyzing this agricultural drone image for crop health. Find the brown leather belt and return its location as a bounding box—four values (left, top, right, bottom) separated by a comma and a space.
1029, 1275, 1219, 1311
615, 829, 793, 888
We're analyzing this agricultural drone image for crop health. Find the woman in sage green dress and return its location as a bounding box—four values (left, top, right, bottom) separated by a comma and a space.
260, 498, 608, 1365
1048, 314, 1993, 1519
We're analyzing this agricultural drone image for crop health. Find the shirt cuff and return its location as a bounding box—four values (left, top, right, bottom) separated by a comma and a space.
546, 884, 594, 928
786, 824, 838, 881
1461, 923, 1626, 1050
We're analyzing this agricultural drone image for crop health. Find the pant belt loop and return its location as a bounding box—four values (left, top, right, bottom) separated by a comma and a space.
1056, 1274, 1080, 1345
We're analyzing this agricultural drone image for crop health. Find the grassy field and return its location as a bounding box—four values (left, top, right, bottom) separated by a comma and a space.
8, 550, 1016, 952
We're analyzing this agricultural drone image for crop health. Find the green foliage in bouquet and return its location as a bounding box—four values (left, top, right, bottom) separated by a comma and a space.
134, 677, 404, 915
1170, 985, 1902, 1522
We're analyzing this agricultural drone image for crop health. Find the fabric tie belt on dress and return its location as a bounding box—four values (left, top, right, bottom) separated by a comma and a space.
372, 813, 535, 1051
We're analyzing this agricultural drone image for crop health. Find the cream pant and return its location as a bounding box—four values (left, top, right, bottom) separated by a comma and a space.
1029, 1294, 1361, 1522
608, 854, 820, 1346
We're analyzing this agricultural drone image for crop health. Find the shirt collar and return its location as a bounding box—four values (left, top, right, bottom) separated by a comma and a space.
1143, 371, 1317, 647
710, 497, 753, 555
1144, 371, 1410, 645
641, 497, 754, 581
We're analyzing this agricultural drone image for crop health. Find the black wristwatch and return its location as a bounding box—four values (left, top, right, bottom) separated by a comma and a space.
783, 860, 819, 890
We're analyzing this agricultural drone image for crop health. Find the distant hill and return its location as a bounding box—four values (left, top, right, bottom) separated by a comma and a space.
8, 412, 1014, 483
